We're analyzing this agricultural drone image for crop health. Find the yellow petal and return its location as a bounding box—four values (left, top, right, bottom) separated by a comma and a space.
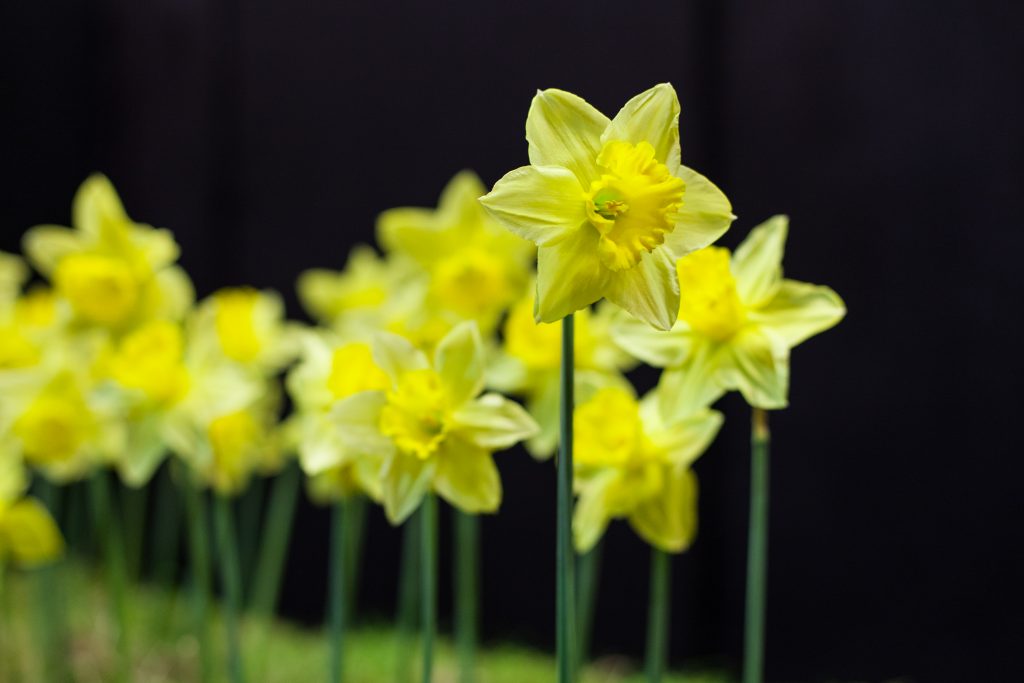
604, 248, 679, 331
603, 83, 681, 173
73, 173, 128, 237
535, 227, 608, 323
720, 327, 790, 409
656, 338, 729, 418
381, 451, 436, 524
433, 321, 485, 406
732, 215, 788, 307
22, 226, 80, 276
1, 497, 65, 567
372, 332, 429, 383
572, 470, 617, 553
749, 280, 846, 347
663, 165, 735, 258
377, 207, 446, 265
452, 393, 539, 450
629, 466, 698, 554
526, 88, 609, 184
611, 312, 692, 367
643, 400, 723, 468
434, 436, 501, 514
331, 391, 394, 454
436, 170, 488, 228
479, 165, 587, 247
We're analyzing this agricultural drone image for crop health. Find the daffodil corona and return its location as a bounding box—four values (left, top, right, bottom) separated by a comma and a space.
481, 84, 735, 330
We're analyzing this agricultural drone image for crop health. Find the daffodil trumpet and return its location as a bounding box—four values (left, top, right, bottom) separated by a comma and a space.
213, 494, 246, 683
454, 509, 479, 683
744, 409, 770, 683
421, 493, 439, 683
556, 314, 576, 683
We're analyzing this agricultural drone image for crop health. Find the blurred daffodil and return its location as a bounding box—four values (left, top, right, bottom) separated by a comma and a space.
614, 216, 846, 414
190, 287, 301, 372
0, 454, 64, 569
22, 174, 194, 330
573, 385, 722, 554
488, 291, 636, 458
480, 84, 734, 330
334, 322, 538, 523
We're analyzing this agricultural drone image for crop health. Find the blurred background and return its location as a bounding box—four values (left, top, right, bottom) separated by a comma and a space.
2, 2, 1022, 681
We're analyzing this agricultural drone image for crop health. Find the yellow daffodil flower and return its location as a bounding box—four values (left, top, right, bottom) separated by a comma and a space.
573, 385, 722, 554
613, 216, 846, 414
22, 174, 194, 330
190, 287, 301, 372
0, 454, 64, 568
378, 171, 534, 335
285, 330, 391, 503
480, 84, 734, 330
334, 322, 538, 524
488, 291, 636, 458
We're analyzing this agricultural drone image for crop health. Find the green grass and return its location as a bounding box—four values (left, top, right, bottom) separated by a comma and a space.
0, 560, 730, 683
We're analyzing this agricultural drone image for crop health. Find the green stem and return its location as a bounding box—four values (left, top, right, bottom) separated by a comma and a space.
88, 470, 130, 682
250, 464, 301, 618
743, 408, 770, 683
395, 509, 421, 683
151, 466, 183, 588
122, 482, 149, 582
343, 495, 367, 627
645, 548, 671, 683
238, 477, 266, 599
32, 480, 68, 683
454, 510, 479, 683
182, 479, 213, 683
575, 539, 603, 674
328, 502, 347, 683
421, 494, 438, 683
557, 314, 577, 683
213, 495, 247, 683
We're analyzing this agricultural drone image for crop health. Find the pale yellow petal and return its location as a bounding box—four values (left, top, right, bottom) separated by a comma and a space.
1, 497, 65, 567
656, 338, 728, 418
376, 207, 446, 264
479, 165, 587, 247
720, 327, 790, 409
572, 471, 617, 553
434, 436, 501, 514
22, 226, 80, 276
331, 391, 394, 454
73, 173, 128, 237
535, 227, 608, 323
372, 332, 429, 383
749, 280, 846, 348
434, 321, 485, 406
663, 165, 734, 258
611, 312, 692, 368
603, 83, 681, 171
381, 451, 436, 524
732, 215, 788, 307
436, 170, 488, 229
526, 88, 609, 184
629, 466, 698, 554
452, 393, 539, 450
647, 406, 723, 468
603, 248, 679, 331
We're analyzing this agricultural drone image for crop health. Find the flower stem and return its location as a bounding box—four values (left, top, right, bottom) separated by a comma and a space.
328, 501, 347, 683
238, 477, 266, 597
33, 479, 69, 683
151, 467, 183, 588
182, 478, 213, 682
557, 313, 577, 683
645, 548, 671, 683
395, 508, 421, 683
454, 509, 479, 683
250, 464, 301, 619
213, 494, 246, 683
343, 495, 368, 627
743, 408, 770, 683
88, 469, 130, 682
575, 539, 603, 675
122, 481, 149, 582
421, 493, 438, 683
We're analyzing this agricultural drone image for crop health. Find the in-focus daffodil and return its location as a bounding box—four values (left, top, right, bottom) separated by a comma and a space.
488, 291, 636, 458
573, 384, 722, 554
0, 454, 64, 569
334, 322, 538, 523
480, 84, 734, 330
22, 174, 194, 330
614, 215, 846, 414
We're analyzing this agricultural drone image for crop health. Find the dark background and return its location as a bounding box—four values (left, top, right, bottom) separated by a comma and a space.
3, 2, 1023, 681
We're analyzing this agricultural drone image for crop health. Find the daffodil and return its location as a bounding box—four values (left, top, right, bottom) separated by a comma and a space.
334, 322, 538, 523
378, 171, 534, 336
572, 384, 722, 554
488, 291, 636, 458
613, 216, 846, 414
22, 174, 194, 330
480, 84, 734, 330
0, 453, 64, 568
189, 286, 301, 372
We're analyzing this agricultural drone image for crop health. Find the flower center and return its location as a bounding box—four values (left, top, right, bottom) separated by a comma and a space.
214, 288, 262, 363
54, 253, 140, 326
676, 247, 746, 341
574, 387, 647, 469
110, 320, 191, 406
379, 369, 450, 460
585, 141, 686, 272
432, 247, 514, 318
326, 343, 391, 400
13, 385, 92, 465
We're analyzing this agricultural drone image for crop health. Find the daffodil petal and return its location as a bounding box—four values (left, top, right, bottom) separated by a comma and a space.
434, 436, 501, 514
603, 83, 681, 172
572, 470, 616, 553
524, 377, 560, 459
381, 451, 436, 524
22, 225, 80, 276
663, 165, 735, 258
611, 312, 692, 367
152, 266, 196, 320
135, 227, 181, 270
377, 207, 445, 265
332, 390, 394, 453
749, 280, 846, 347
437, 170, 488, 227
648, 408, 723, 469
353, 455, 385, 503
1, 497, 65, 567
452, 393, 539, 450
732, 215, 788, 307
604, 248, 679, 331
479, 166, 587, 247
629, 466, 698, 554
535, 227, 608, 323
73, 173, 128, 237
526, 88, 609, 184
720, 327, 790, 409
657, 338, 728, 418
372, 332, 429, 384
434, 321, 485, 406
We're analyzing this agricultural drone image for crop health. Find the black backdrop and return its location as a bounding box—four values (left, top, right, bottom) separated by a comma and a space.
3, 2, 1023, 681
